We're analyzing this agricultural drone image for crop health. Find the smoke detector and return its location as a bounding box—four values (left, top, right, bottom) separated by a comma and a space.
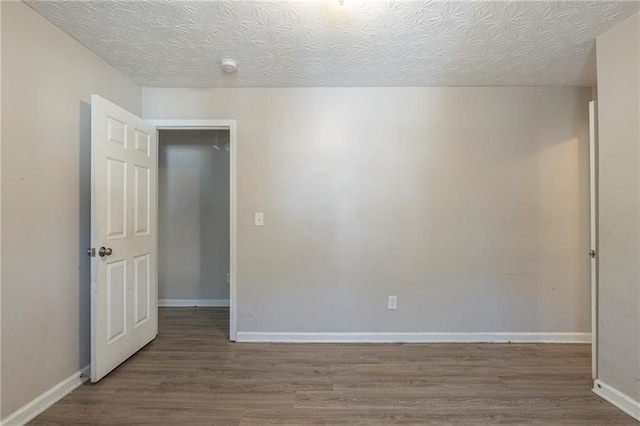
220, 59, 238, 74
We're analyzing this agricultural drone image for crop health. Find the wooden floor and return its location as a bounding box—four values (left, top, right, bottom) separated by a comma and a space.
32, 308, 635, 425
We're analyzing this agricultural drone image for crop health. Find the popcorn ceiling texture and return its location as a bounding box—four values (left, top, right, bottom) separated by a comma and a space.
27, 0, 640, 87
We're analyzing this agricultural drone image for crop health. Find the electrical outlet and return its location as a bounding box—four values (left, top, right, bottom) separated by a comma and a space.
388, 296, 397, 310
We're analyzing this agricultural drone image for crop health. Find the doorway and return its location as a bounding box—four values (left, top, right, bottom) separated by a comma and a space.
150, 120, 237, 341
158, 129, 231, 318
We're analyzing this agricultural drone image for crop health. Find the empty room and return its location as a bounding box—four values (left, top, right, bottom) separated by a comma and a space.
1, 0, 640, 425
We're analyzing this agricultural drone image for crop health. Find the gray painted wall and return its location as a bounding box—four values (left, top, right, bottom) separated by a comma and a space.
158, 130, 230, 301
1, 1, 141, 418
143, 87, 592, 334
596, 11, 640, 403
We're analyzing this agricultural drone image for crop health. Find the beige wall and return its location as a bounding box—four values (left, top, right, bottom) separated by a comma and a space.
596, 11, 640, 402
1, 1, 141, 418
159, 130, 230, 301
144, 86, 592, 334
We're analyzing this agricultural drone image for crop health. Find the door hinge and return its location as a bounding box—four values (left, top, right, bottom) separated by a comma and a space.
589, 249, 596, 259
87, 248, 96, 257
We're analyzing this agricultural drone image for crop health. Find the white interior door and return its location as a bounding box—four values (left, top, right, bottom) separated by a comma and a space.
589, 100, 598, 380
91, 95, 158, 382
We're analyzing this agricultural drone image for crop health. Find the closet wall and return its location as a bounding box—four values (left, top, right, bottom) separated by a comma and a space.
158, 130, 230, 304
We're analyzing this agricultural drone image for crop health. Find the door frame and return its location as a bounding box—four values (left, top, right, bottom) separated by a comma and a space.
588, 101, 598, 379
149, 119, 238, 341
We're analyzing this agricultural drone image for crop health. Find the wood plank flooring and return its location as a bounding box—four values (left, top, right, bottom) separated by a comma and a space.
31, 308, 636, 425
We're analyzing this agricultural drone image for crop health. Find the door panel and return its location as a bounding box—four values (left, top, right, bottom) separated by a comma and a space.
107, 116, 127, 148
134, 165, 150, 235
135, 129, 151, 156
134, 254, 150, 327
106, 159, 127, 239
92, 95, 158, 382
106, 260, 127, 343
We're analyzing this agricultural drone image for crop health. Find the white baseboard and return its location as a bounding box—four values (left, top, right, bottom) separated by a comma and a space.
235, 332, 591, 344
158, 299, 230, 307
593, 379, 640, 421
1, 365, 90, 426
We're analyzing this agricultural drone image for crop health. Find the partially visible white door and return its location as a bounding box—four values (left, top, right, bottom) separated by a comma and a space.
589, 100, 598, 380
91, 95, 158, 382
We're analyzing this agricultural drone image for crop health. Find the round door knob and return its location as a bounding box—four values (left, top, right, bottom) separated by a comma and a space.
99, 247, 113, 257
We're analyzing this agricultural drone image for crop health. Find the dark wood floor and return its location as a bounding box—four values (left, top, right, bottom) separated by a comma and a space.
32, 308, 635, 425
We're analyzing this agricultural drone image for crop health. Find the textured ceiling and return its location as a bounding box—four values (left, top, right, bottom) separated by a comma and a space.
27, 0, 640, 87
